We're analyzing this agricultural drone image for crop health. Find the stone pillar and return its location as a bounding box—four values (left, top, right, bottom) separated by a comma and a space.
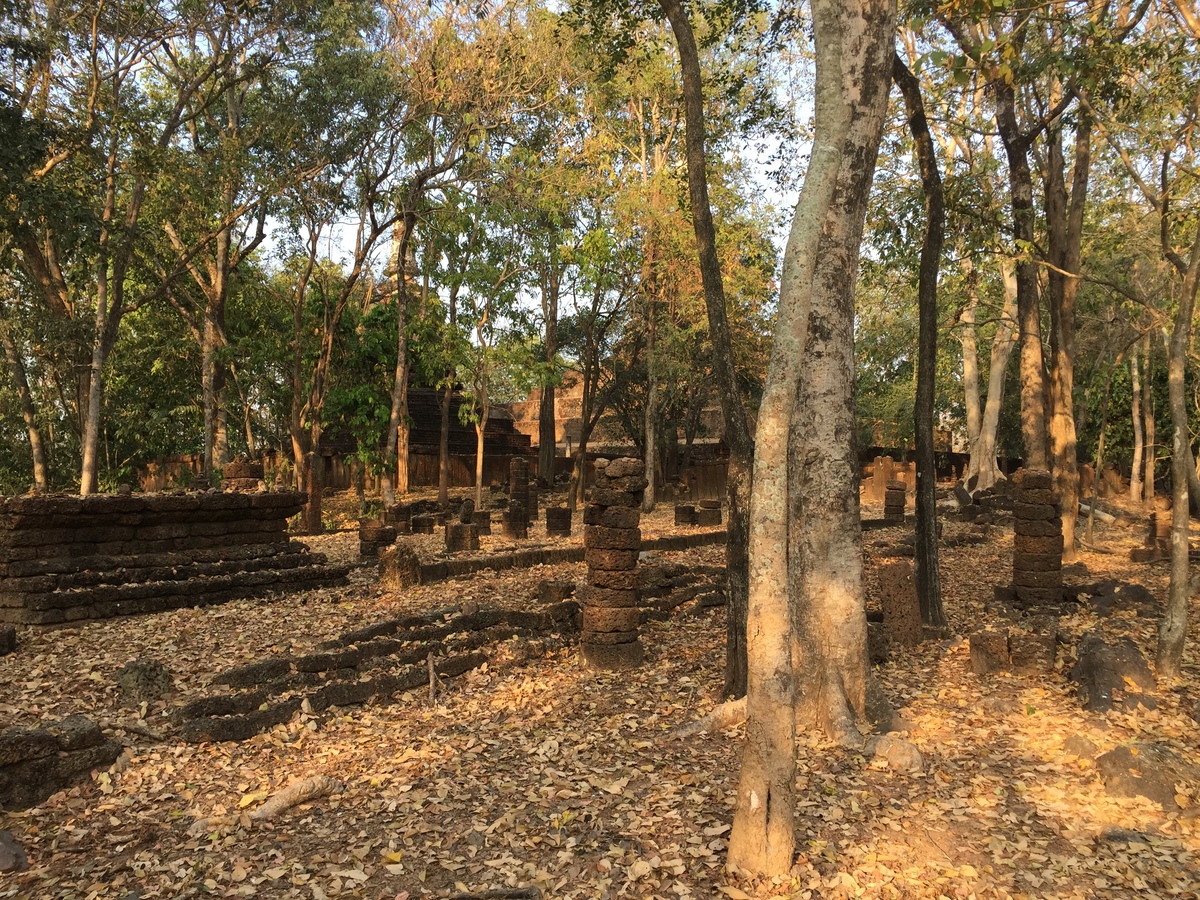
884, 479, 907, 520
472, 510, 492, 535
527, 483, 539, 523
503, 501, 527, 540
358, 519, 397, 559
581, 457, 646, 670
545, 506, 572, 537
509, 458, 530, 525
1012, 469, 1063, 609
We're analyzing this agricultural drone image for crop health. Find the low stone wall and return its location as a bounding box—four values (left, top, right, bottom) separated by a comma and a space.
0, 491, 350, 625
0, 715, 122, 810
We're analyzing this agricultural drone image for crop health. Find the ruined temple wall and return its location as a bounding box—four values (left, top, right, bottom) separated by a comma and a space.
0, 491, 347, 626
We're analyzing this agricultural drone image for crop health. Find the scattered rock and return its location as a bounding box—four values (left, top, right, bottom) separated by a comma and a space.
0, 626, 15, 656
0, 830, 28, 873
1078, 581, 1161, 618
1096, 743, 1200, 809
867, 734, 924, 774
1061, 734, 1098, 760
1068, 632, 1155, 712
969, 629, 1010, 675
115, 658, 173, 704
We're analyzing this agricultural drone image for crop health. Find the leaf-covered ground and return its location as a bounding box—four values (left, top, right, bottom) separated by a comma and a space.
1, 493, 1198, 900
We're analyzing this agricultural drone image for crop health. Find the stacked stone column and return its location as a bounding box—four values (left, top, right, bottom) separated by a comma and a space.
1012, 469, 1063, 609
580, 458, 646, 670
504, 457, 531, 539
884, 479, 907, 520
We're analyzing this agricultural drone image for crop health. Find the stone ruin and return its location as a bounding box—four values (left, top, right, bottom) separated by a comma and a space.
0, 715, 122, 810
0, 491, 350, 626
580, 458, 646, 670
695, 499, 722, 526
545, 505, 572, 537
884, 479, 907, 521
1012, 468, 1063, 609
221, 457, 264, 492
445, 500, 480, 552
876, 559, 922, 648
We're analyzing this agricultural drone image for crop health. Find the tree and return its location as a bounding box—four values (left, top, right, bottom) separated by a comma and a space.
891, 52, 945, 628
729, 0, 895, 876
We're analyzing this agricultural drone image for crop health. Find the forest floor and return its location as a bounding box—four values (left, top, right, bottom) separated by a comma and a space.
1, 488, 1198, 900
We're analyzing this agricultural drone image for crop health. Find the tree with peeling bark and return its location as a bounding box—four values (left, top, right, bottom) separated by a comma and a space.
729, 0, 895, 876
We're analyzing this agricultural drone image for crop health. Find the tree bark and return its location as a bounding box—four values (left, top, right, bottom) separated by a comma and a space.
659, 0, 757, 698
643, 295, 658, 513
1045, 117, 1091, 564
961, 260, 1017, 490
382, 218, 415, 508
892, 52, 945, 628
1143, 331, 1156, 505
1131, 350, 1144, 503
538, 264, 559, 488
730, 0, 894, 875
995, 84, 1049, 471
1156, 231, 1200, 677
0, 316, 49, 491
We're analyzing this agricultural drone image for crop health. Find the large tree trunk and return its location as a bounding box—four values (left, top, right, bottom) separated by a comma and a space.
659, 0, 757, 698
1156, 235, 1200, 677
1045, 117, 1091, 564
961, 260, 1018, 489
729, 0, 893, 875
382, 217, 416, 507
892, 52, 945, 628
1131, 350, 1144, 503
995, 86, 1049, 471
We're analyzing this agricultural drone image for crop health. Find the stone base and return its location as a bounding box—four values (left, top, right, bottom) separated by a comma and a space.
696, 507, 722, 527
581, 639, 644, 670
445, 523, 480, 553
674, 505, 696, 526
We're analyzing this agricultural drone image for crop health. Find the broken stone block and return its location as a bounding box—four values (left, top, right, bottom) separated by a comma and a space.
379, 543, 421, 590
969, 629, 1010, 675
0, 830, 28, 873
444, 523, 479, 553
877, 559, 922, 648
1097, 743, 1200, 809
1069, 631, 1156, 712
1009, 628, 1057, 674
537, 580, 575, 605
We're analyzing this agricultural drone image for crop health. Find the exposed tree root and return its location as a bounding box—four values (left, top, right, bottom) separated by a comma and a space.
190, 775, 344, 834
670, 697, 746, 738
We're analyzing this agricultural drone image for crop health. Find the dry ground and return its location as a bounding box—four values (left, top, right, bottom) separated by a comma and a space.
1, 491, 1198, 900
